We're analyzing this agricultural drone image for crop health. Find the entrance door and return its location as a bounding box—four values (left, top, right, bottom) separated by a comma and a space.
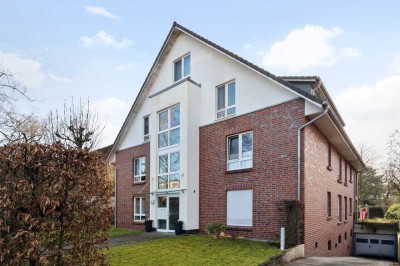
157, 195, 179, 232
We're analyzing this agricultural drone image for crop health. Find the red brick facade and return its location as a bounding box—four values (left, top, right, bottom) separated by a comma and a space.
303, 125, 356, 256
114, 98, 357, 257
115, 143, 150, 230
199, 99, 306, 240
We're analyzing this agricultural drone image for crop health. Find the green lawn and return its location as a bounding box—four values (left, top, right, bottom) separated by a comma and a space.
108, 226, 142, 237
106, 235, 281, 266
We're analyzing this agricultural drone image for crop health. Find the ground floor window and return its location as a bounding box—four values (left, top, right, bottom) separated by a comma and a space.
133, 197, 145, 221
227, 189, 252, 226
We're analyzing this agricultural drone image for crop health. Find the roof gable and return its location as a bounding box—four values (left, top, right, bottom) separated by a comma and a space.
107, 22, 325, 162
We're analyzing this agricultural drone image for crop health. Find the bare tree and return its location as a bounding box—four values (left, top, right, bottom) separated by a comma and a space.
0, 68, 30, 112
385, 130, 400, 192
0, 109, 46, 145
46, 98, 105, 150
358, 144, 384, 204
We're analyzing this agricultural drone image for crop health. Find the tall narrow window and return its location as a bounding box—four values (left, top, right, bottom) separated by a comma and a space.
174, 54, 190, 82
133, 156, 146, 183
327, 144, 332, 170
227, 131, 253, 170
344, 162, 348, 185
327, 192, 332, 217
158, 152, 180, 190
349, 168, 353, 183
133, 197, 145, 221
338, 156, 342, 183
328, 240, 332, 250
344, 196, 348, 221
143, 116, 150, 142
338, 195, 342, 222
216, 81, 236, 119
158, 105, 180, 149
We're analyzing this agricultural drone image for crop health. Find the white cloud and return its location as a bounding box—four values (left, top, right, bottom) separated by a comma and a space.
341, 47, 362, 58
92, 97, 130, 146
335, 75, 400, 161
85, 6, 120, 20
0, 51, 45, 88
262, 25, 343, 71
117, 62, 135, 70
48, 73, 72, 83
81, 31, 132, 50
390, 53, 400, 72
243, 44, 252, 50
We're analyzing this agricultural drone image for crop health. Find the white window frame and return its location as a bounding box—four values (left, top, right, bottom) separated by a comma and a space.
133, 197, 145, 222
227, 131, 253, 171
143, 115, 150, 142
157, 105, 180, 150
216, 80, 236, 119
174, 54, 190, 82
157, 151, 180, 190
133, 156, 146, 183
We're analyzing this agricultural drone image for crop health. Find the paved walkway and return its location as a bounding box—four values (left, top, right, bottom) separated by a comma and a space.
285, 256, 399, 266
108, 232, 175, 247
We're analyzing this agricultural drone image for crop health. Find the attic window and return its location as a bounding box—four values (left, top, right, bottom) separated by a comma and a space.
174, 54, 190, 82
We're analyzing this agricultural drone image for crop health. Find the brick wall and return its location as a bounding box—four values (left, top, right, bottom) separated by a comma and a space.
303, 124, 355, 256
199, 98, 306, 240
115, 142, 150, 230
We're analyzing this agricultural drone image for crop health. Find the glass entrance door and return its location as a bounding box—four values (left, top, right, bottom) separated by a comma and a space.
157, 195, 179, 232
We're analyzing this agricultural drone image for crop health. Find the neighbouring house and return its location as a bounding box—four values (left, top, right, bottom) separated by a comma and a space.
106, 22, 365, 257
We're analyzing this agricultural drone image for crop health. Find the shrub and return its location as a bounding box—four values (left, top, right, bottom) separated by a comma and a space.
0, 143, 113, 265
385, 203, 400, 220
206, 222, 225, 238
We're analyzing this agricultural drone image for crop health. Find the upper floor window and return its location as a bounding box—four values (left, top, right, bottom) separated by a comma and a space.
133, 156, 146, 183
216, 81, 236, 119
158, 105, 180, 149
338, 156, 342, 183
349, 168, 353, 183
158, 151, 180, 190
174, 54, 190, 82
327, 192, 332, 217
143, 116, 150, 142
327, 144, 332, 171
227, 131, 253, 171
338, 195, 342, 222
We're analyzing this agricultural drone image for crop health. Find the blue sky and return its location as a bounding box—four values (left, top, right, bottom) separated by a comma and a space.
1, 1, 399, 162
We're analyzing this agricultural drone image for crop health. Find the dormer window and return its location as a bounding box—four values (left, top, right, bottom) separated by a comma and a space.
174, 54, 190, 82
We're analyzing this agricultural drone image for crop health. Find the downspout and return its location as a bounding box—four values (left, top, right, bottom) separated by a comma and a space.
297, 101, 329, 200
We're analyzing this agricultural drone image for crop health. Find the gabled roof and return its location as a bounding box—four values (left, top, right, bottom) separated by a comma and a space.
106, 22, 327, 162
173, 23, 324, 105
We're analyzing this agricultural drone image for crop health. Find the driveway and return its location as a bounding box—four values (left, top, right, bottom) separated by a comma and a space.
285, 257, 399, 266
107, 232, 175, 247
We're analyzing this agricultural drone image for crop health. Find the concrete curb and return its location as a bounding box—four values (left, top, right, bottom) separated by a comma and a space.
260, 244, 305, 266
